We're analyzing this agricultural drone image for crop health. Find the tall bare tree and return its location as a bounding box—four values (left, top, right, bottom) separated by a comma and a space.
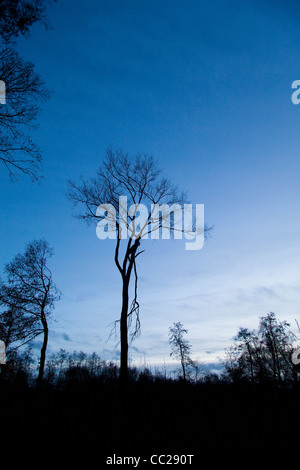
68, 148, 209, 384
0, 239, 61, 385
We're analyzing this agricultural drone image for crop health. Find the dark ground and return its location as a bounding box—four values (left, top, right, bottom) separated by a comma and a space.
1, 379, 299, 466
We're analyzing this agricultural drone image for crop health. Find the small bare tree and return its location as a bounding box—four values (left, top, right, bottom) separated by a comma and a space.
0, 239, 61, 385
169, 321, 194, 381
68, 148, 210, 385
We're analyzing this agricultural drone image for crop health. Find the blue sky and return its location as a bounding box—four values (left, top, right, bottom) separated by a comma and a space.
1, 0, 300, 371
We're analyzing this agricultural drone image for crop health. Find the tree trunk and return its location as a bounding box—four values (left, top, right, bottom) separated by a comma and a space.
181, 361, 186, 381
247, 343, 254, 383
117, 239, 140, 387
120, 277, 129, 386
37, 312, 48, 387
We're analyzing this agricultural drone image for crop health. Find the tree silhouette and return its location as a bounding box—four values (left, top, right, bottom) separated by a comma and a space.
0, 0, 56, 43
258, 312, 295, 383
68, 148, 209, 385
0, 47, 48, 180
0, 0, 56, 180
0, 239, 61, 386
234, 327, 258, 383
223, 312, 298, 384
169, 321, 193, 381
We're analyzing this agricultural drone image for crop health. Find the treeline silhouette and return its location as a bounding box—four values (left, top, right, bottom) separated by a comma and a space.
1, 347, 212, 389
3, 312, 299, 388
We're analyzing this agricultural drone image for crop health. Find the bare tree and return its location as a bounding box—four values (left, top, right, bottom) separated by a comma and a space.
0, 0, 56, 180
259, 312, 295, 384
234, 327, 258, 383
0, 239, 61, 385
68, 148, 210, 385
0, 47, 48, 180
223, 313, 297, 384
169, 321, 193, 381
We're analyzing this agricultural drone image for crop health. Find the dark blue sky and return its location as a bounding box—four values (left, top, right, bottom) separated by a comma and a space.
1, 0, 300, 369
